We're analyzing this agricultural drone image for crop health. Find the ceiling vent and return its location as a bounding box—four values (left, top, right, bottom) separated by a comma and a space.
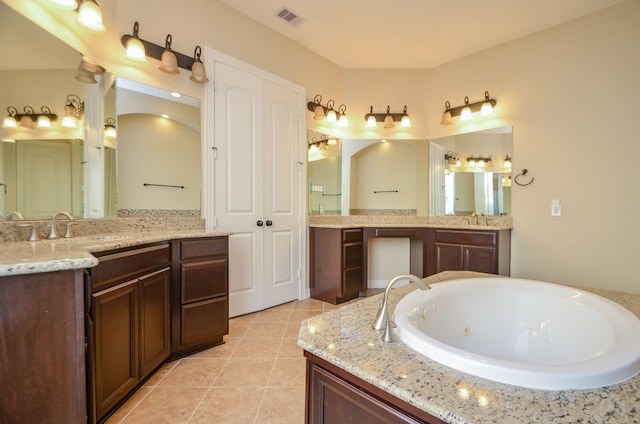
275, 7, 304, 27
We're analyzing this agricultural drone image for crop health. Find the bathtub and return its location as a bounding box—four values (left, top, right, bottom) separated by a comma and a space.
393, 277, 640, 390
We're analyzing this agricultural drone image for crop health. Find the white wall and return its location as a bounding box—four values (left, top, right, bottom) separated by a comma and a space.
5, 0, 638, 293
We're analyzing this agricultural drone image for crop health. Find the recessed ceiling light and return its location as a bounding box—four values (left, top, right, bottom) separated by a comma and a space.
161, 114, 170, 119
170, 92, 182, 98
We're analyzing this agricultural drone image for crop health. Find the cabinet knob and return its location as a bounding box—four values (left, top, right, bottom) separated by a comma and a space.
266, 220, 273, 227
256, 220, 264, 227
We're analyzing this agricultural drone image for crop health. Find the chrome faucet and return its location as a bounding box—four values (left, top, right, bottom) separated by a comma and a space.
372, 274, 431, 342
4, 211, 24, 220
47, 211, 74, 240
470, 212, 479, 225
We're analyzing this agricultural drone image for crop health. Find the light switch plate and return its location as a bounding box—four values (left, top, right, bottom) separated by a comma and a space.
551, 199, 561, 216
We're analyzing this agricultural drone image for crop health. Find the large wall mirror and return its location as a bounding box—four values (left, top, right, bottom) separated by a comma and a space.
307, 130, 342, 215
308, 126, 512, 217
0, 2, 201, 220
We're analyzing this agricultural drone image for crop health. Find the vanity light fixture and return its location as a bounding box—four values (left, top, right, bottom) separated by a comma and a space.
3, 107, 18, 128
76, 0, 106, 34
75, 56, 104, 84
104, 118, 116, 138
2, 106, 58, 129
364, 105, 411, 128
121, 24, 209, 83
445, 151, 461, 166
61, 94, 84, 128
306, 95, 348, 126
504, 155, 512, 168
124, 22, 148, 63
159, 35, 180, 74
189, 46, 209, 83
440, 91, 497, 125
337, 105, 349, 127
308, 135, 334, 151
467, 154, 492, 167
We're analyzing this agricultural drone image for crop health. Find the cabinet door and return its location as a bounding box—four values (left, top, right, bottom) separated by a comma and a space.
308, 363, 422, 424
464, 245, 497, 274
139, 268, 171, 378
92, 281, 139, 421
433, 243, 464, 273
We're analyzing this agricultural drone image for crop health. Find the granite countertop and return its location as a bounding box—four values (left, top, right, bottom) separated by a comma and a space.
307, 215, 513, 231
0, 229, 231, 277
298, 271, 640, 424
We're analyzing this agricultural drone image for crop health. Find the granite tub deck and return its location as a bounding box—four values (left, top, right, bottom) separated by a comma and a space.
298, 271, 640, 424
0, 229, 230, 277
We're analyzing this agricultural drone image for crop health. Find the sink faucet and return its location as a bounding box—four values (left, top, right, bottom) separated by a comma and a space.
470, 212, 479, 225
47, 211, 74, 240
372, 274, 431, 342
4, 211, 24, 220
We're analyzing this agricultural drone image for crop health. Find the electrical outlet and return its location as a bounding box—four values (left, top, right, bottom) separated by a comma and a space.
551, 199, 561, 216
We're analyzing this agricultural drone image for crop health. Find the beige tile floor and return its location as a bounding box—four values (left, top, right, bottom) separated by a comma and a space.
104, 297, 349, 424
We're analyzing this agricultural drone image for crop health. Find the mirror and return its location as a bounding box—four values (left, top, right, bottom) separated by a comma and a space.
310, 126, 512, 216
0, 2, 109, 220
307, 131, 342, 215
0, 2, 202, 220
431, 126, 512, 216
115, 79, 201, 216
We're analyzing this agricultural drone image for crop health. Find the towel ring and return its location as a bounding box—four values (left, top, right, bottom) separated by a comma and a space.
514, 169, 534, 186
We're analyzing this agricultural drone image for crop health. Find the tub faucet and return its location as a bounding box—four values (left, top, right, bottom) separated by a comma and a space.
47, 211, 74, 240
373, 274, 431, 342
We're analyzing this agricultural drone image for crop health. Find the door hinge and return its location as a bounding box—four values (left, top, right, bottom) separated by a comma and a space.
212, 146, 218, 159
214, 216, 218, 229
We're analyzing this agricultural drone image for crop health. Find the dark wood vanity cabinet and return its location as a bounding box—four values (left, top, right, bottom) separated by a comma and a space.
309, 227, 364, 304
0, 270, 87, 424
171, 237, 229, 357
428, 229, 510, 276
87, 243, 171, 423
305, 352, 446, 424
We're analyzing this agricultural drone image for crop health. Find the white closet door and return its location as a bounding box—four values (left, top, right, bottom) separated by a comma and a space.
211, 59, 303, 317
262, 80, 301, 309
17, 140, 72, 218
213, 61, 265, 317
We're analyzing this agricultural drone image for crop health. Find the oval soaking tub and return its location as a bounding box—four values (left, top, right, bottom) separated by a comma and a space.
393, 277, 640, 390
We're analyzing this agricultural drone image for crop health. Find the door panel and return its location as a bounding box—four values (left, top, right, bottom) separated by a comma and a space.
214, 62, 264, 317
17, 140, 72, 218
262, 80, 300, 309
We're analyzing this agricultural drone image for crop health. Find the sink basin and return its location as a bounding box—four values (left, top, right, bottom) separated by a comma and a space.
393, 277, 640, 390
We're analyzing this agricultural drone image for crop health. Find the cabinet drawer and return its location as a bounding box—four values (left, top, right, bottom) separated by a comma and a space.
181, 238, 228, 260
433, 230, 497, 246
181, 259, 228, 303
343, 244, 363, 269
342, 229, 363, 244
92, 243, 171, 292
181, 297, 228, 346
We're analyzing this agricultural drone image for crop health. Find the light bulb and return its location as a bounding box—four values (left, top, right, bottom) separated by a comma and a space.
400, 114, 411, 128
481, 101, 493, 116
37, 115, 51, 128
367, 115, 377, 127
326, 109, 337, 122
77, 0, 106, 34
2, 116, 17, 128
126, 38, 147, 63
338, 114, 349, 127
